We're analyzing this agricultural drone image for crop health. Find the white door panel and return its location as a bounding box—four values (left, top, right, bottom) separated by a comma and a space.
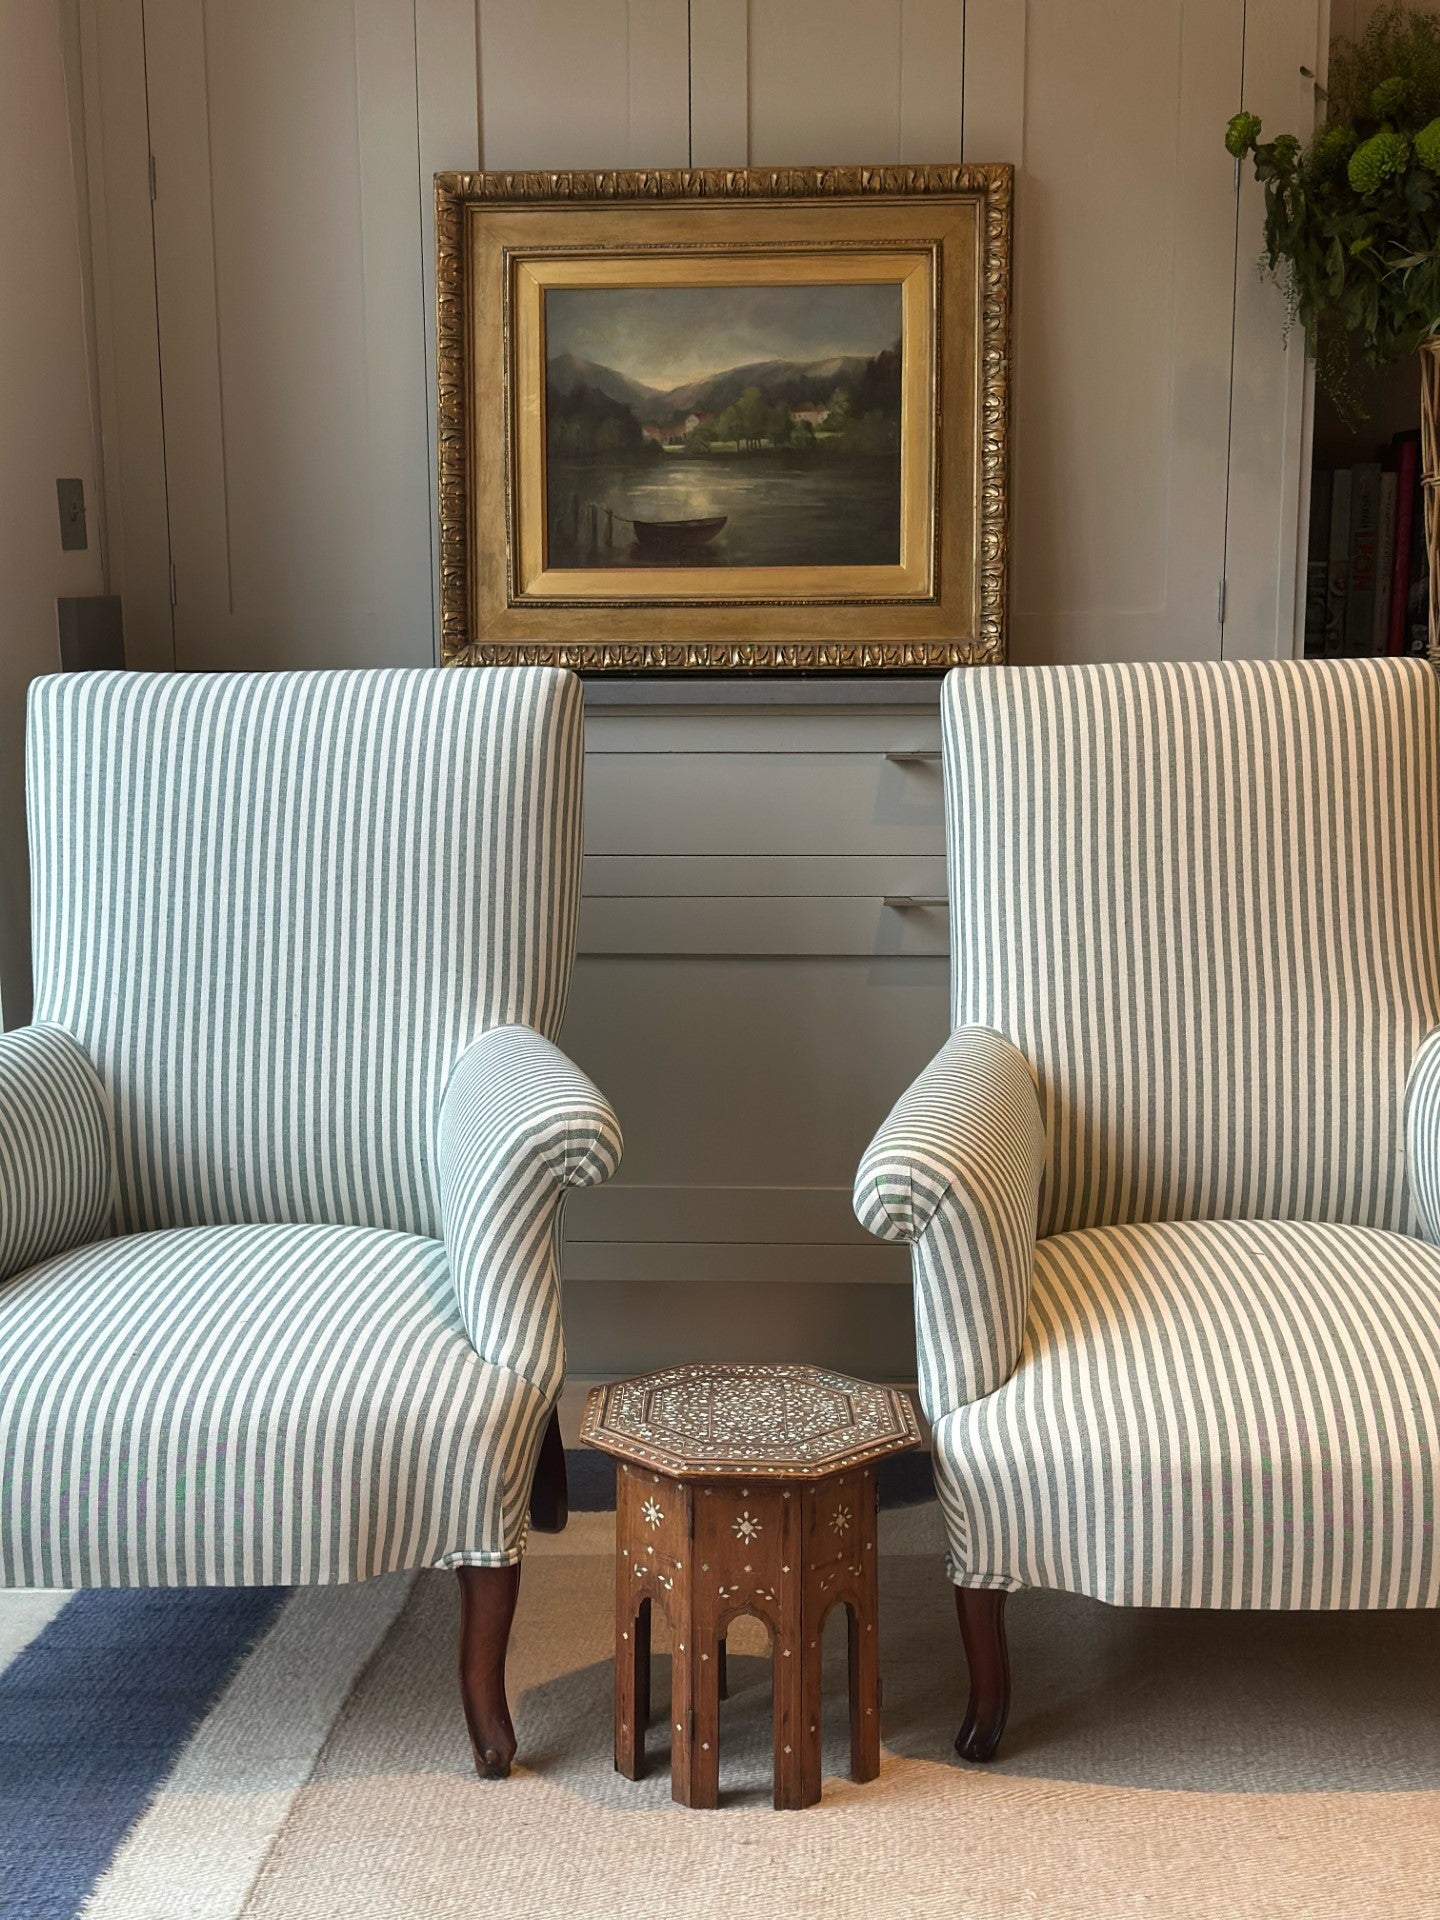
144, 0, 434, 670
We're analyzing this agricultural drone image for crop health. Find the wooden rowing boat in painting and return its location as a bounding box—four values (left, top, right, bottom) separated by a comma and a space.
628, 513, 727, 552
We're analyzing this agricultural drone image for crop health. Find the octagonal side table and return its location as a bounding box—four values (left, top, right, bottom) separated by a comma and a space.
581, 1361, 920, 1811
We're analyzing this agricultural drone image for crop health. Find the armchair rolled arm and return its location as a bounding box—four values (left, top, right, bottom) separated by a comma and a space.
1406, 1027, 1440, 1241
0, 1025, 113, 1286
438, 1024, 621, 1399
854, 1025, 1045, 1422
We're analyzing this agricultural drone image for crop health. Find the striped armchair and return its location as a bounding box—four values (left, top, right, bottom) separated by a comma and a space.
0, 667, 620, 1777
855, 658, 1440, 1761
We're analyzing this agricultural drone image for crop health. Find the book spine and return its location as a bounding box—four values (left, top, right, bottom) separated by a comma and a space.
1304, 468, 1331, 657
1304, 561, 1329, 654
1346, 462, 1381, 655
1372, 470, 1398, 653
1389, 437, 1419, 654
1325, 468, 1353, 657
1409, 478, 1430, 655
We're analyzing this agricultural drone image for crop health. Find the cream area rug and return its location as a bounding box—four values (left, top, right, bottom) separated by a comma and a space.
30, 1505, 1440, 1920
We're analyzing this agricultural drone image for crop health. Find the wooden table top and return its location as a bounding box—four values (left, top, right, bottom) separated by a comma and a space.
580, 1361, 920, 1480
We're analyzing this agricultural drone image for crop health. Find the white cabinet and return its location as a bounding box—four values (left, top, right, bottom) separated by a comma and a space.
558, 691, 950, 1395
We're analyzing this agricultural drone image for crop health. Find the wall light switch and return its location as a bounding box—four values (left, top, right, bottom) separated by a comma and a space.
56, 478, 87, 551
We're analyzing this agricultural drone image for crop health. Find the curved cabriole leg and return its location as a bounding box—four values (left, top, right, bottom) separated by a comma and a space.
457, 1564, 522, 1778
954, 1587, 1010, 1763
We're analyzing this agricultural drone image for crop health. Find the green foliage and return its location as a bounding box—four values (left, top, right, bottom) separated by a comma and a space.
547, 381, 655, 459
1226, 4, 1440, 422
1226, 111, 1262, 158
1372, 74, 1414, 119
712, 386, 773, 450
701, 350, 900, 457
1348, 127, 1411, 189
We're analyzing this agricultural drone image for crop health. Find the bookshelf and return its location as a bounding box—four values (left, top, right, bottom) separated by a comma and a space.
1304, 349, 1429, 658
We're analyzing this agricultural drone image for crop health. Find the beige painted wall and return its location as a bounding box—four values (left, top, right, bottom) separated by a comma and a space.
78, 0, 1324, 674
0, 0, 104, 1022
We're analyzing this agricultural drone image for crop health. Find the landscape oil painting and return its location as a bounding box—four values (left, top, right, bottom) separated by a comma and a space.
436, 163, 1012, 666
543, 282, 903, 570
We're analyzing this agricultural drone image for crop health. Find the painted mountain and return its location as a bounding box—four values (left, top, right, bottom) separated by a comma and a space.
544, 329, 904, 573
546, 350, 878, 425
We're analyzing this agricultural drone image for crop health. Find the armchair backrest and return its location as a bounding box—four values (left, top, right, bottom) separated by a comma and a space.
943, 658, 1440, 1238
28, 667, 584, 1238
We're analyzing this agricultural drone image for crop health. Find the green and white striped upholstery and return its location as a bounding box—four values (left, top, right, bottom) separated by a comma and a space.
935, 1217, 1440, 1608
947, 659, 1440, 1240
0, 1026, 112, 1286
0, 1223, 549, 1586
440, 1023, 622, 1405
1406, 1026, 1440, 1242
1, 666, 618, 1586
857, 658, 1440, 1609
855, 1026, 1045, 1412
28, 667, 586, 1238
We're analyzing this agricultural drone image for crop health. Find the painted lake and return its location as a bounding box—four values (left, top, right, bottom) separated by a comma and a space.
546, 454, 901, 569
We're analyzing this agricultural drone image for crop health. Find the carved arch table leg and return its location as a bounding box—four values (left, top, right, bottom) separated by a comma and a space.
773, 1622, 824, 1811
673, 1627, 722, 1810
847, 1596, 881, 1784
616, 1595, 651, 1780
954, 1587, 1010, 1763
457, 1563, 522, 1779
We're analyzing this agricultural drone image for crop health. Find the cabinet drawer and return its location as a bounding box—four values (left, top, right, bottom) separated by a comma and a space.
583, 853, 947, 898
583, 750, 945, 856
577, 893, 948, 956
564, 1182, 907, 1283
562, 1280, 917, 1381
566, 1183, 876, 1245
560, 953, 948, 1190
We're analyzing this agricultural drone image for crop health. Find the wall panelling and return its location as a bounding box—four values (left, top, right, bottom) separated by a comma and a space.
73, 0, 1324, 1403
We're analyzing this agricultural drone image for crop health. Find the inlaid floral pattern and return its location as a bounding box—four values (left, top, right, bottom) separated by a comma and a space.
586, 1362, 919, 1476
830, 1505, 852, 1533
641, 1497, 664, 1529
731, 1511, 763, 1543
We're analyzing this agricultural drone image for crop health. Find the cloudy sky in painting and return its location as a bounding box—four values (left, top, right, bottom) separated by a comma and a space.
545, 283, 901, 390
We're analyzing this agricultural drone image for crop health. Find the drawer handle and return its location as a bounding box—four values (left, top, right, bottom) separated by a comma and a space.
884, 749, 941, 764
883, 895, 947, 909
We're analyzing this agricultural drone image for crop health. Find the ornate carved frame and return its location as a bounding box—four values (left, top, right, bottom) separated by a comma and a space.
435, 164, 1012, 672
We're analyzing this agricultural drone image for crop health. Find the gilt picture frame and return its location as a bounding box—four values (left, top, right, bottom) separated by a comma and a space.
435, 164, 1012, 672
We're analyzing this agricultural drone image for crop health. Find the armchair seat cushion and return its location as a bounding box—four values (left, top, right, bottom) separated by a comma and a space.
0, 1223, 549, 1588
935, 1217, 1440, 1611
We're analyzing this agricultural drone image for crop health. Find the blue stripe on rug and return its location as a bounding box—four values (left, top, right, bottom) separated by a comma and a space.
0, 1587, 290, 1920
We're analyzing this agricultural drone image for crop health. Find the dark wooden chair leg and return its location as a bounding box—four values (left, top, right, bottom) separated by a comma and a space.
457, 1564, 522, 1778
528, 1409, 568, 1534
954, 1587, 1010, 1763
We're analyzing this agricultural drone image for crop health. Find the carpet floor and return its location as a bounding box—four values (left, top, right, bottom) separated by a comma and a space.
5, 1503, 1440, 1919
